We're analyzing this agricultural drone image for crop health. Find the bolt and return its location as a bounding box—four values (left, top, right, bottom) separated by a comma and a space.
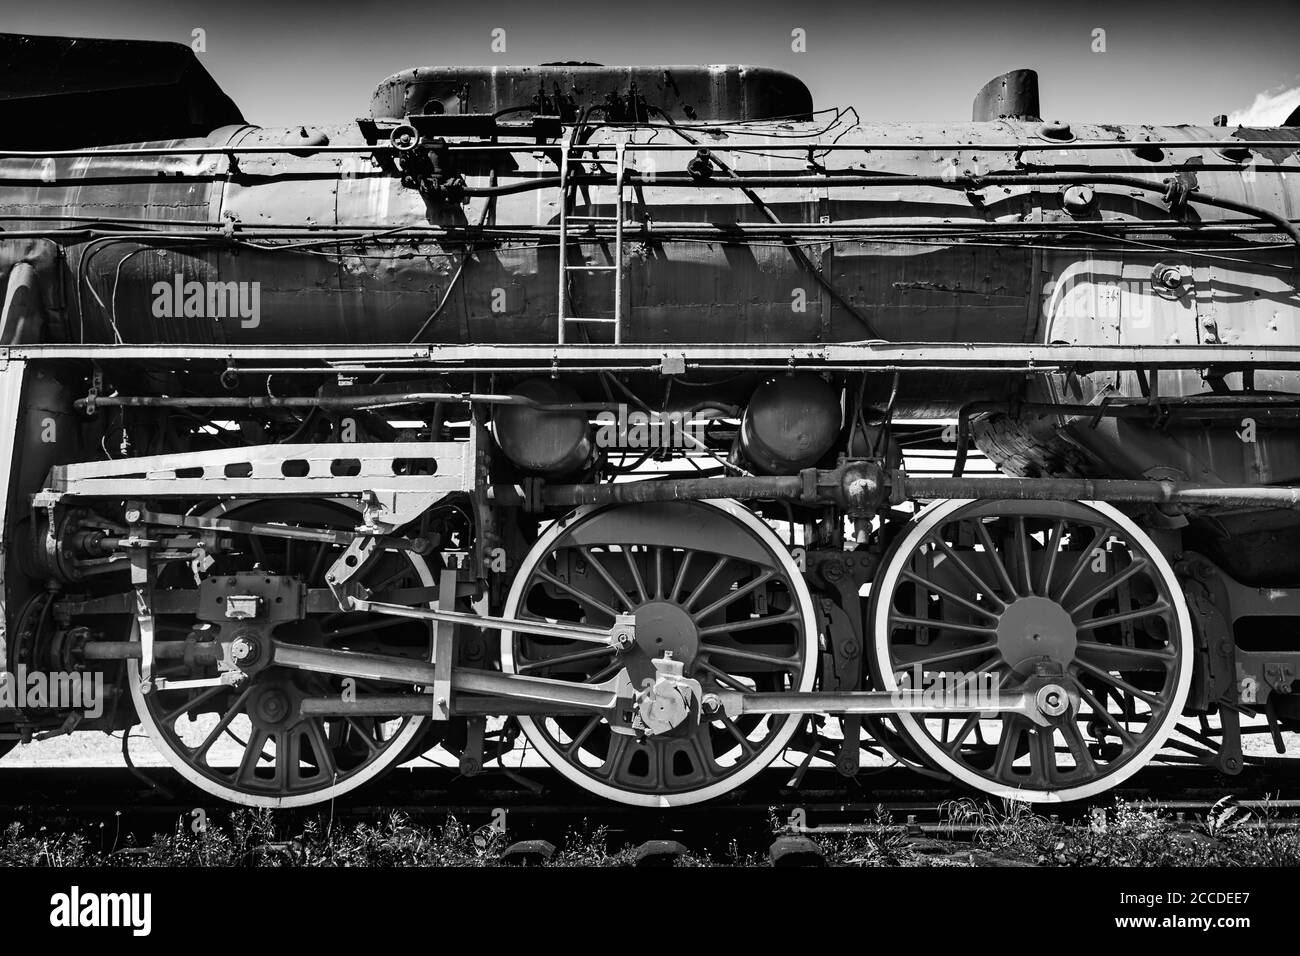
229, 636, 259, 666
702, 693, 722, 715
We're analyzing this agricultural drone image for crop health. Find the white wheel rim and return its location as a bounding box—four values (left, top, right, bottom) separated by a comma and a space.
868, 498, 1193, 803
501, 499, 819, 808
128, 500, 434, 808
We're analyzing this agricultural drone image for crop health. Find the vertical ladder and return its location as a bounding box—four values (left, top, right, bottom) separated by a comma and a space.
557, 137, 626, 344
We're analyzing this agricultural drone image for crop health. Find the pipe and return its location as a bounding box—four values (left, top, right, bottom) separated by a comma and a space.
1, 138, 1297, 159
74, 390, 621, 412
81, 641, 222, 662
892, 474, 1300, 511
489, 475, 808, 508
627, 171, 1300, 256
489, 465, 1300, 513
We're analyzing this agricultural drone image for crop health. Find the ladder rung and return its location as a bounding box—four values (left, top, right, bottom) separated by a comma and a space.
565, 264, 619, 272
562, 316, 619, 324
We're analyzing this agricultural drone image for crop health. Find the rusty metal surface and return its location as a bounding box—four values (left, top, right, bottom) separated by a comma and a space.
971, 68, 1041, 122
368, 65, 814, 122
2, 118, 1297, 355
1, 64, 1299, 489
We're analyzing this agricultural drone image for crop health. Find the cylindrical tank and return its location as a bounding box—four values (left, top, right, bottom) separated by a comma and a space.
492, 378, 594, 476
737, 375, 842, 474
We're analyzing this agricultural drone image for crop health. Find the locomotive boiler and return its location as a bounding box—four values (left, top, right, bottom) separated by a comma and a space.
1, 32, 1299, 807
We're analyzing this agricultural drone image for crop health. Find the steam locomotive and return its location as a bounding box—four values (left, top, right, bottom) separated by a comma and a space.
1, 32, 1298, 807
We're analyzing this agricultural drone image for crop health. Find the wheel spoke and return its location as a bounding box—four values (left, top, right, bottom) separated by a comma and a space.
1075, 683, 1137, 747
928, 537, 1007, 611
973, 520, 1019, 600
623, 547, 649, 605
160, 685, 227, 725
669, 550, 695, 603
1027, 726, 1055, 786
698, 609, 801, 637
190, 686, 254, 761
578, 547, 637, 612
1067, 558, 1151, 616
992, 718, 1024, 779
1075, 600, 1170, 632
1053, 524, 1112, 604
1013, 516, 1034, 595
235, 728, 270, 784
1072, 657, 1162, 707
1075, 639, 1174, 666
683, 555, 730, 613
345, 718, 382, 754
563, 715, 602, 757
1060, 720, 1098, 775
715, 710, 757, 756
943, 713, 981, 756
691, 570, 774, 622
892, 641, 999, 670
304, 719, 340, 780
1038, 520, 1065, 596
696, 659, 754, 693
899, 569, 1000, 621
699, 642, 800, 670
535, 567, 620, 620
887, 614, 997, 637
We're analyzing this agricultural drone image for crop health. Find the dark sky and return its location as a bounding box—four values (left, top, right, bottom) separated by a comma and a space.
8, 0, 1300, 128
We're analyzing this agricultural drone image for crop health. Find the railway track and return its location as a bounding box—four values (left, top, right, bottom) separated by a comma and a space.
3, 763, 1298, 854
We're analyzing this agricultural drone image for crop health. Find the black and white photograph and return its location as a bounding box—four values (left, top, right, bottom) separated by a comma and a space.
0, 0, 1296, 938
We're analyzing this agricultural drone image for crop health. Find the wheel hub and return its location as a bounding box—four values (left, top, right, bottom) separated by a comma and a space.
249, 685, 295, 728
633, 601, 699, 667
995, 596, 1078, 670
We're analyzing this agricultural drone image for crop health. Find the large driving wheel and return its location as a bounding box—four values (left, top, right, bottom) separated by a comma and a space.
501, 500, 818, 807
868, 499, 1192, 802
128, 499, 437, 807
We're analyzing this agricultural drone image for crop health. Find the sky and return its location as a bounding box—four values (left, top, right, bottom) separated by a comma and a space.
6, 0, 1300, 129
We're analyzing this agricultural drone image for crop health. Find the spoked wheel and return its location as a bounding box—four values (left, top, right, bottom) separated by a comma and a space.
129, 499, 437, 807
868, 499, 1192, 803
500, 500, 818, 807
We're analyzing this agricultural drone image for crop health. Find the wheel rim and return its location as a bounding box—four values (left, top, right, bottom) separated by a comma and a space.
869, 499, 1192, 803
501, 500, 818, 808
129, 499, 435, 808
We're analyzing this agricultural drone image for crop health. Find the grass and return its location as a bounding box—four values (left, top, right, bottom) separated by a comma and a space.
1, 797, 1298, 867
